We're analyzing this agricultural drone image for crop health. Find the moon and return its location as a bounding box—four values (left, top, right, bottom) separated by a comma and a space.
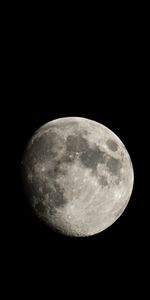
22, 117, 134, 237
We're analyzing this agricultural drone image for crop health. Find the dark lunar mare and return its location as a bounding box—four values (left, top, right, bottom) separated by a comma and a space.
65, 134, 122, 179
66, 134, 123, 184
66, 134, 89, 153
80, 147, 106, 170
66, 134, 106, 172
106, 157, 122, 176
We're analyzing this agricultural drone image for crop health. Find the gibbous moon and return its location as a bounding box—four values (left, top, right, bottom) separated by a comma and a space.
22, 117, 134, 237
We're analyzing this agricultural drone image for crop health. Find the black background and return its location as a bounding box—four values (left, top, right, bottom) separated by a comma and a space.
9, 77, 146, 286
4, 9, 148, 295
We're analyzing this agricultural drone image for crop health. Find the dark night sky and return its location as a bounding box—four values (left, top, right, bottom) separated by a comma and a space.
4, 18, 148, 294
9, 82, 146, 271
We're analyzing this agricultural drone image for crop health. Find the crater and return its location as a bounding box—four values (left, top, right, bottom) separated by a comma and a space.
80, 145, 106, 170
106, 139, 118, 152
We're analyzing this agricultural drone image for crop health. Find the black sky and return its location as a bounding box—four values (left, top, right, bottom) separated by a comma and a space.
4, 18, 148, 294
9, 84, 146, 268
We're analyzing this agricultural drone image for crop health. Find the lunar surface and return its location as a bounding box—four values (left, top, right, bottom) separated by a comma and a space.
22, 117, 134, 237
